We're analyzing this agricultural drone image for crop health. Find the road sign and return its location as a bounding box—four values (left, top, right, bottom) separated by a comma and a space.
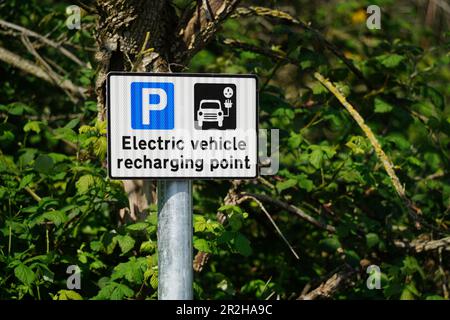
107, 73, 258, 179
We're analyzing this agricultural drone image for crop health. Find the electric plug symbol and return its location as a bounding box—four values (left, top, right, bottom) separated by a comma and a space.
223, 87, 234, 113
224, 99, 233, 109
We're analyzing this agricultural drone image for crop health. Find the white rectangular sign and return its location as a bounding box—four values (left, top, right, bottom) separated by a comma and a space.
107, 73, 258, 179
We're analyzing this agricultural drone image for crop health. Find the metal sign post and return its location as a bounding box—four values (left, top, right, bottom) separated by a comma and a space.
106, 73, 258, 300
157, 180, 193, 300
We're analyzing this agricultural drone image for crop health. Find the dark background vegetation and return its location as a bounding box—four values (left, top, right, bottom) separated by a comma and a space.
0, 0, 449, 300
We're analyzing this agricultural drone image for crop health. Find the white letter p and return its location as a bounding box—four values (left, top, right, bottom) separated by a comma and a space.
142, 88, 167, 125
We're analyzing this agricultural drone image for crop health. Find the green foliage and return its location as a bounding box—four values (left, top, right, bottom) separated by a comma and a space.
53, 290, 83, 300
0, 0, 448, 300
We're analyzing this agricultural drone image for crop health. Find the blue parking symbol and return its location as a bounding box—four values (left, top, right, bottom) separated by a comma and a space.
131, 82, 174, 129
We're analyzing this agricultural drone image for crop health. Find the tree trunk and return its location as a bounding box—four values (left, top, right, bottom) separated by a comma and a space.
94, 0, 240, 221
95, 0, 176, 222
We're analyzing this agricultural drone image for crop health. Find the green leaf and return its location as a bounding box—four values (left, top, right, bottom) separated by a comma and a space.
320, 237, 342, 252
288, 133, 303, 148
400, 287, 415, 300
90, 260, 106, 271
18, 148, 37, 167
111, 284, 134, 300
374, 98, 394, 113
276, 179, 297, 193
8, 103, 25, 115
309, 149, 323, 169
95, 120, 107, 134
297, 174, 314, 192
194, 216, 207, 232
9, 106, 24, 116
42, 211, 68, 226
126, 222, 149, 231
53, 127, 77, 142
234, 234, 252, 257
194, 238, 211, 253
321, 146, 336, 159
344, 249, 361, 267
366, 233, 380, 248
24, 121, 42, 134
140, 241, 156, 254
0, 128, 15, 146
94, 137, 107, 160
54, 290, 83, 300
412, 101, 438, 118
311, 82, 328, 95
218, 204, 242, 214
115, 235, 135, 254
75, 175, 95, 194
112, 257, 146, 284
217, 231, 234, 244
34, 155, 54, 175
90, 241, 103, 252
421, 85, 445, 110
150, 273, 158, 290
227, 213, 243, 231
376, 54, 405, 68
48, 153, 68, 163
443, 185, 450, 208
400, 283, 420, 300
64, 118, 80, 129
402, 256, 425, 279
425, 295, 445, 300
19, 174, 34, 189
95, 282, 134, 300
14, 263, 35, 285
385, 134, 410, 150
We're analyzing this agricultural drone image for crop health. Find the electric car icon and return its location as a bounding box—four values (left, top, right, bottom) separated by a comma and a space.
197, 99, 224, 128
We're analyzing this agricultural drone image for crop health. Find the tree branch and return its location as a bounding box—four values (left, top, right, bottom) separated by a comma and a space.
239, 192, 336, 233
0, 18, 88, 68
231, 6, 369, 86
394, 237, 450, 253
174, 0, 241, 64
222, 38, 294, 62
0, 46, 85, 98
298, 267, 357, 300
20, 34, 81, 102
314, 72, 434, 232
238, 194, 300, 260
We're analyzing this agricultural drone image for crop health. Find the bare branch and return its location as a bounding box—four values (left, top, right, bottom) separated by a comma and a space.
13, 176, 42, 202
238, 195, 300, 260
394, 237, 450, 252
21, 34, 80, 102
232, 6, 369, 86
223, 38, 294, 62
0, 46, 85, 98
314, 72, 444, 233
315, 73, 406, 198
240, 192, 336, 233
298, 267, 357, 300
0, 18, 89, 68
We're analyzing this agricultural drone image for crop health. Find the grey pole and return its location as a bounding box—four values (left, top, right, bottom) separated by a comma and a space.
157, 180, 193, 300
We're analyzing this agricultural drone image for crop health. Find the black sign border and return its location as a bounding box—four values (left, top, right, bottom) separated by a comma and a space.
106, 72, 259, 180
